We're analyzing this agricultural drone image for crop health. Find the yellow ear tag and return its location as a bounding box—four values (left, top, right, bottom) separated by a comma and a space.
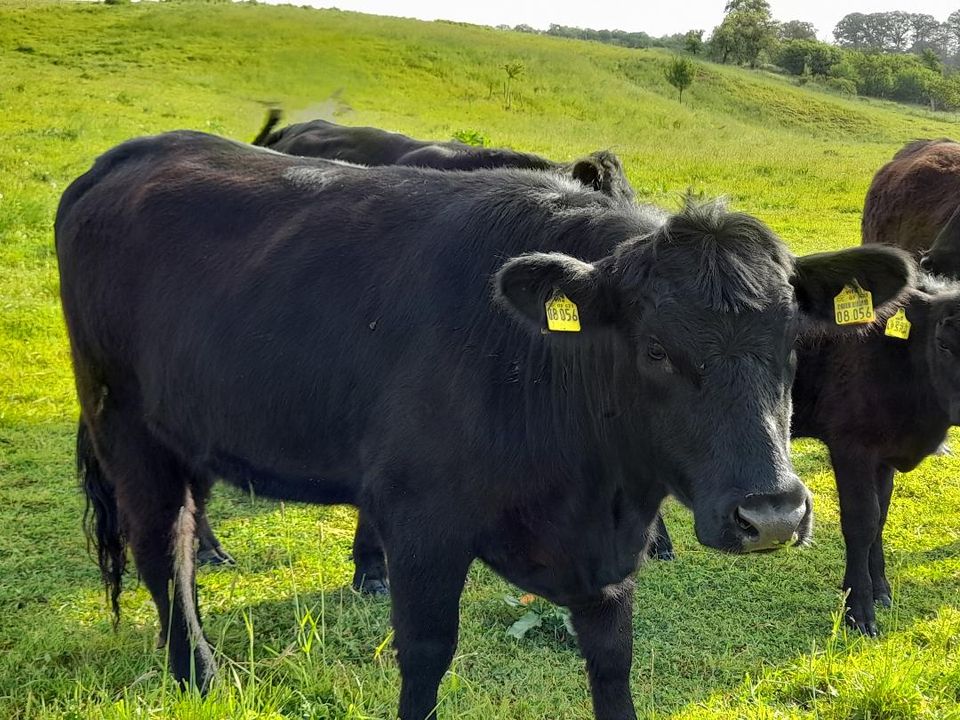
544, 291, 581, 332
884, 308, 911, 339
833, 284, 875, 325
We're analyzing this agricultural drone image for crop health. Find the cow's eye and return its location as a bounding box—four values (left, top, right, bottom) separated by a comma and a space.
939, 340, 952, 353
647, 341, 667, 362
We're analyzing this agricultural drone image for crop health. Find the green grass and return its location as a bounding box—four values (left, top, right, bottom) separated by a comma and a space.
1, 1, 960, 718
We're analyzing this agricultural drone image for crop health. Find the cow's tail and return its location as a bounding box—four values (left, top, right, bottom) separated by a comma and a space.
251, 108, 283, 146
79, 420, 127, 627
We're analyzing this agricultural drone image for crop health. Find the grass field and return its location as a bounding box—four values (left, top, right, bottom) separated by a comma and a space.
2, 2, 960, 718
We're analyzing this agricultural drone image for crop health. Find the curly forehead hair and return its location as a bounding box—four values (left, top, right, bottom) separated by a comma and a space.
615, 199, 794, 313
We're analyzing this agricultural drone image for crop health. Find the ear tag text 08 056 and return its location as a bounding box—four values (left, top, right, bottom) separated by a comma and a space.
544, 290, 581, 332
884, 308, 911, 339
834, 283, 875, 325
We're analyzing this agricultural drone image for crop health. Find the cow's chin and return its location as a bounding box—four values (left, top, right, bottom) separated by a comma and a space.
693, 518, 746, 553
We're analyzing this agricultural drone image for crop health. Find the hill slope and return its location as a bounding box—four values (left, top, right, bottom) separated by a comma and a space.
1, 3, 959, 719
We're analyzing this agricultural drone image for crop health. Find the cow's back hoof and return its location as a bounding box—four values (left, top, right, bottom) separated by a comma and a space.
354, 576, 390, 596
197, 547, 236, 566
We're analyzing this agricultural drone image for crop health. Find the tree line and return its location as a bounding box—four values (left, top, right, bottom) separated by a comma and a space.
503, 1, 960, 111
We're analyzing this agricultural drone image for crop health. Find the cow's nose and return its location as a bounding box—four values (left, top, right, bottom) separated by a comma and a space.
733, 489, 808, 552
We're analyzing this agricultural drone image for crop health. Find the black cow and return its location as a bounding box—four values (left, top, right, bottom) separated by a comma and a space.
57, 131, 913, 719
652, 276, 958, 635
921, 204, 960, 277
252, 109, 636, 203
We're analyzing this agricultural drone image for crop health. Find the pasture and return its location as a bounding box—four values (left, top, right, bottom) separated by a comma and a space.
1, 1, 960, 718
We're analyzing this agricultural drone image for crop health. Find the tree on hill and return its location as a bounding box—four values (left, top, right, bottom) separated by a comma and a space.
779, 20, 817, 41
723, 0, 770, 13
920, 47, 943, 73
710, 3, 778, 68
833, 11, 954, 57
886, 11, 912, 52
948, 11, 960, 48
664, 56, 696, 103
833, 13, 870, 49
685, 29, 704, 55
910, 13, 941, 49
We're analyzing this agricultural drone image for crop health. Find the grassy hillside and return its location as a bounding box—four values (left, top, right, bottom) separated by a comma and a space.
1, 2, 959, 719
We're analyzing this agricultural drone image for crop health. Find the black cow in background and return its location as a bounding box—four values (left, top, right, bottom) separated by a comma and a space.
58, 131, 914, 718
252, 109, 636, 203
652, 274, 960, 635
921, 204, 960, 278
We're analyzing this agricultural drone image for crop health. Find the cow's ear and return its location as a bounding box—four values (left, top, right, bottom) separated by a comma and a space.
570, 156, 606, 192
495, 252, 616, 333
792, 245, 915, 324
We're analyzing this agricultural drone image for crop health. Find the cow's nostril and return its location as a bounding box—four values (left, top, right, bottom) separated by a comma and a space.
733, 507, 759, 537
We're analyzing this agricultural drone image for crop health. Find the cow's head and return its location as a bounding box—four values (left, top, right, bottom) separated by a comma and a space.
496, 201, 914, 553
921, 205, 960, 279
567, 151, 636, 204
923, 287, 960, 423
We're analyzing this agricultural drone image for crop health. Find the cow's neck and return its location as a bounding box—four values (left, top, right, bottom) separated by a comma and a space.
478, 333, 662, 603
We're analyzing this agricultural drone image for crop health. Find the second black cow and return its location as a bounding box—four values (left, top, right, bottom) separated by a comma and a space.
654, 275, 960, 635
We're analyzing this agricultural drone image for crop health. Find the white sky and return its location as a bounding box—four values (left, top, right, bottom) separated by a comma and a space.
265, 1, 960, 42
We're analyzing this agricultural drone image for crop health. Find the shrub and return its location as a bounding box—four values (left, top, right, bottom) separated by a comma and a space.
664, 56, 696, 103
776, 40, 841, 77
826, 77, 858, 95
451, 128, 489, 147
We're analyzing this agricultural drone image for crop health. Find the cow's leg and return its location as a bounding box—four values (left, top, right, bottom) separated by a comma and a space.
831, 449, 881, 636
385, 527, 471, 720
193, 474, 234, 566
569, 580, 638, 720
95, 414, 216, 688
869, 464, 894, 608
647, 513, 675, 561
196, 510, 235, 567
351, 509, 388, 595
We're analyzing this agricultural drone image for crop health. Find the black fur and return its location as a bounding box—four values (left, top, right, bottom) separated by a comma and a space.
78, 420, 126, 626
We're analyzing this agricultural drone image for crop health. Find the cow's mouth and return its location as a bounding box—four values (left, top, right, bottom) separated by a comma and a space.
735, 496, 812, 552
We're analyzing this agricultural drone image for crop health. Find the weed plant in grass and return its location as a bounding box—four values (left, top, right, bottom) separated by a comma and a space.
1, 2, 959, 718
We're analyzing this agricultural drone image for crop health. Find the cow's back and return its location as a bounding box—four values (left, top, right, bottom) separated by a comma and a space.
263, 119, 428, 163
862, 139, 960, 255
262, 119, 558, 172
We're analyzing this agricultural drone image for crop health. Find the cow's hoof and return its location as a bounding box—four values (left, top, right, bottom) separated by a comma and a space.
651, 547, 676, 561
845, 587, 880, 637
197, 546, 236, 566
874, 592, 893, 609
353, 576, 390, 596
934, 441, 952, 456
847, 613, 880, 637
